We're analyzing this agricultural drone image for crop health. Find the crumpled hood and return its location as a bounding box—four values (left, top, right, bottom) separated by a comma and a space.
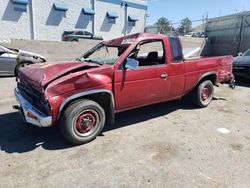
233, 56, 250, 67
18, 61, 100, 92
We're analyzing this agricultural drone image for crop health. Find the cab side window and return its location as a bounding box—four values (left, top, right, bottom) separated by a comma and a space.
129, 40, 166, 67
169, 37, 183, 62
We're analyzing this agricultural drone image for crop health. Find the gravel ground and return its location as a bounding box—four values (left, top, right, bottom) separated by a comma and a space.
0, 77, 250, 188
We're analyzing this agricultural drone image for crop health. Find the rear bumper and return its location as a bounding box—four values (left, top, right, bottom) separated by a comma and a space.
14, 88, 52, 127
220, 73, 236, 89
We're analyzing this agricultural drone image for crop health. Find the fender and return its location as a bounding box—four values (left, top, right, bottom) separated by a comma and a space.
195, 71, 217, 87
57, 89, 115, 121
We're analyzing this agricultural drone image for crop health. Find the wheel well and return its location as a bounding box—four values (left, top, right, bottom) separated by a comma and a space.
197, 74, 217, 87
61, 92, 115, 126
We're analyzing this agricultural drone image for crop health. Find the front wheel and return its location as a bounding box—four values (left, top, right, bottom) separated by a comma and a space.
60, 100, 105, 144
193, 80, 214, 108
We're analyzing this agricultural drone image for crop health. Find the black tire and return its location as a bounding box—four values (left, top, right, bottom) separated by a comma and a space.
15, 61, 32, 76
71, 39, 78, 42
60, 100, 105, 144
193, 80, 214, 108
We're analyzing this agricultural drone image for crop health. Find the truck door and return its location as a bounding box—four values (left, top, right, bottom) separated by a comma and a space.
114, 39, 171, 110
167, 37, 186, 98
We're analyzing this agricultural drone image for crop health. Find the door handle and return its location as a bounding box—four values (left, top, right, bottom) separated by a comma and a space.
161, 73, 168, 79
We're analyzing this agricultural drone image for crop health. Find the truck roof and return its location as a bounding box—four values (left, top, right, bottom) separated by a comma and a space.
104, 33, 167, 47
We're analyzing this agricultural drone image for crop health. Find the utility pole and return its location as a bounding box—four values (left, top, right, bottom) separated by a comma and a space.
237, 11, 245, 53
29, 0, 35, 40
171, 23, 173, 36
92, 0, 95, 35
202, 15, 204, 33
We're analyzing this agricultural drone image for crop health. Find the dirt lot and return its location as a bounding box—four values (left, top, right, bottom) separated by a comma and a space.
0, 77, 250, 188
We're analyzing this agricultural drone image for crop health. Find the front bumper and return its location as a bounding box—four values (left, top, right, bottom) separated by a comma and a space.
14, 88, 52, 127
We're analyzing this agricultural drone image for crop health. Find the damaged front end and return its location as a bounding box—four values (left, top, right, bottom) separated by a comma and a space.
13, 71, 52, 127
14, 74, 53, 127
14, 88, 52, 127
13, 61, 112, 127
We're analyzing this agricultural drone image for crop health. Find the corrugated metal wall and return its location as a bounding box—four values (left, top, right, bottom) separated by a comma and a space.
201, 11, 250, 57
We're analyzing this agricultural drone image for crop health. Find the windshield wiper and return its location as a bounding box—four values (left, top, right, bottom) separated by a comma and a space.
84, 59, 103, 65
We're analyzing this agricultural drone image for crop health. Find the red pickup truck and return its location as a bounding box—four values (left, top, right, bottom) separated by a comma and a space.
14, 33, 235, 144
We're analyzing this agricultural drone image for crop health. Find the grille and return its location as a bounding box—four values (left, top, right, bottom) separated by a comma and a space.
17, 78, 51, 115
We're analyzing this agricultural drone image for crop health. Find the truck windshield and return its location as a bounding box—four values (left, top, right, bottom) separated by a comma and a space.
77, 43, 126, 65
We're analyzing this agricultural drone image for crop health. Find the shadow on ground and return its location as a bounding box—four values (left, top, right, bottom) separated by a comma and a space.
0, 99, 197, 154
0, 112, 71, 153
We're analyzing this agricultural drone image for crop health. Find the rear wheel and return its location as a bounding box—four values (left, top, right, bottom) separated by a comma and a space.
193, 80, 214, 108
60, 100, 105, 144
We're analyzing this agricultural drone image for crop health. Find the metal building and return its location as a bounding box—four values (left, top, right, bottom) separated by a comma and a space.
0, 0, 148, 41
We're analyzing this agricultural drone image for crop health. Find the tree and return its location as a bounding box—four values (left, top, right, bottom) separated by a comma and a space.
154, 17, 171, 34
178, 17, 192, 35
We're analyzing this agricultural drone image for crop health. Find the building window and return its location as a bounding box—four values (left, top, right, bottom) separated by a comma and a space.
108, 18, 116, 24
128, 21, 136, 27
82, 8, 95, 15
12, 0, 28, 12
53, 2, 68, 12
128, 15, 138, 27
107, 11, 118, 24
82, 8, 95, 21
84, 15, 92, 21
12, 0, 28, 5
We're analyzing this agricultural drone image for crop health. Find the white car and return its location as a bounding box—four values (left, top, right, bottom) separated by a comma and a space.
0, 44, 46, 76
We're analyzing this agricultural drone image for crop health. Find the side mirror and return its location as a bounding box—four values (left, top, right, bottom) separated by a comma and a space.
125, 58, 139, 70
238, 52, 243, 56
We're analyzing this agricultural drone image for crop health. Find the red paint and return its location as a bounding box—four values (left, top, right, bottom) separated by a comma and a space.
201, 85, 211, 101
76, 112, 96, 134
18, 33, 234, 125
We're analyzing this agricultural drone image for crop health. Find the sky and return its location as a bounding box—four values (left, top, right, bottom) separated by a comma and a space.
146, 0, 250, 27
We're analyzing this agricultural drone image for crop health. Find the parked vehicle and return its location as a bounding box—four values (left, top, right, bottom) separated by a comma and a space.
62, 31, 103, 42
14, 33, 235, 144
184, 32, 195, 37
233, 49, 250, 79
0, 44, 46, 76
184, 32, 204, 38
